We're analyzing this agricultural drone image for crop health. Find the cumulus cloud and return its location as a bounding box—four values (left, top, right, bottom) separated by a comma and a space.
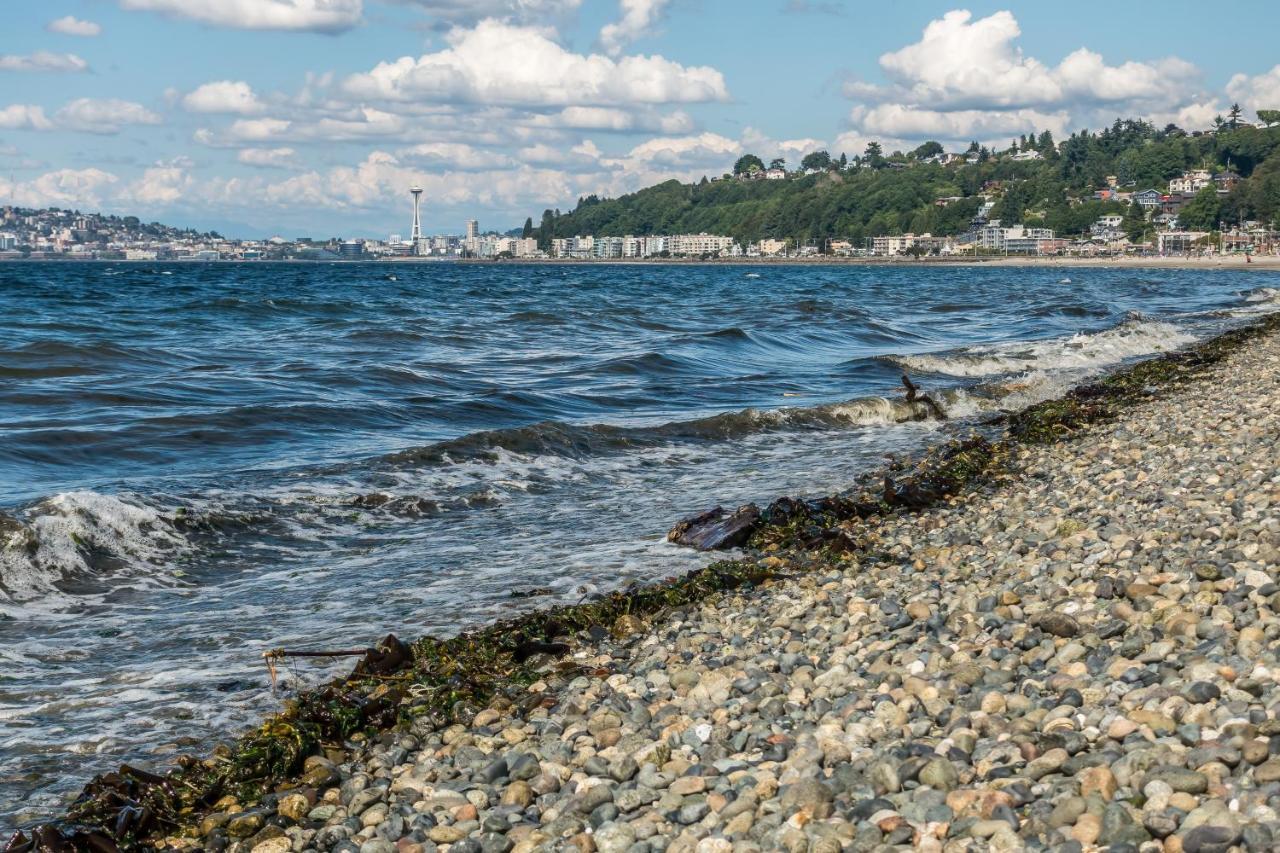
0, 105, 55, 130
599, 0, 670, 56
534, 106, 695, 134
183, 81, 265, 115
398, 142, 514, 169
844, 9, 1209, 145
1226, 65, 1280, 117
47, 16, 102, 36
616, 132, 740, 166
127, 159, 195, 205
342, 20, 728, 106
386, 0, 581, 28
237, 147, 299, 168
0, 52, 89, 73
116, 0, 363, 33
55, 98, 163, 134
0, 167, 119, 207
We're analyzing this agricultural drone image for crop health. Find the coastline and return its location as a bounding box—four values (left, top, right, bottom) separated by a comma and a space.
5, 255, 1280, 271
13, 311, 1280, 852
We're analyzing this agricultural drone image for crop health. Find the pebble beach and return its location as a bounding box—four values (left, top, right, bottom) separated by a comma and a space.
138, 316, 1280, 853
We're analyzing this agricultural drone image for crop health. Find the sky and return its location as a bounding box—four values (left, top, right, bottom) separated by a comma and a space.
2, 1, 1280, 238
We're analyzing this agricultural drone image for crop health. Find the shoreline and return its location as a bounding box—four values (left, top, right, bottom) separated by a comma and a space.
4, 255, 1280, 271
13, 311, 1280, 851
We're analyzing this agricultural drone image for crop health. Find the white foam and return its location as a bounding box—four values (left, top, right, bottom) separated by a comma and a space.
0, 491, 188, 600
895, 319, 1197, 379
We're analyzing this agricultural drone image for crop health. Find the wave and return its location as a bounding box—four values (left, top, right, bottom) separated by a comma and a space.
0, 492, 189, 600
1244, 286, 1280, 304
889, 318, 1196, 378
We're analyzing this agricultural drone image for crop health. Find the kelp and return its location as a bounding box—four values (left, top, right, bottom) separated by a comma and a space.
14, 310, 1280, 852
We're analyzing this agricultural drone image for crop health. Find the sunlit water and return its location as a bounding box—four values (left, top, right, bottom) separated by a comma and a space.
2, 261, 1278, 828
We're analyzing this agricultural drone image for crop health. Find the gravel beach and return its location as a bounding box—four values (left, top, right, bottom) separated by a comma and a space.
30, 321, 1280, 853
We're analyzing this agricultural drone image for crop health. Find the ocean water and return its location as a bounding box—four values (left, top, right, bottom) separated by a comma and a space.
1, 261, 1278, 827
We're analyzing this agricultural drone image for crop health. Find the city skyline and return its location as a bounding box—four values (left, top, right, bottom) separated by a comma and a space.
2, 1, 1280, 238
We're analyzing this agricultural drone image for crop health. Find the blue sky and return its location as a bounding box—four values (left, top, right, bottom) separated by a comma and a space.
3, 1, 1279, 238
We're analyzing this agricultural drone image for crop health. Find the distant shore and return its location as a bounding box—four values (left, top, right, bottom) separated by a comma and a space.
5, 254, 1280, 270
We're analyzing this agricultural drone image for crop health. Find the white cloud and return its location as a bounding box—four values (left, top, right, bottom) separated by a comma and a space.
0, 167, 119, 207
47, 16, 102, 36
55, 98, 163, 134
0, 52, 89, 73
850, 103, 1069, 142
870, 11, 1198, 111
0, 105, 55, 130
843, 9, 1210, 145
1226, 65, 1280, 117
342, 20, 728, 107
116, 0, 363, 33
617, 132, 740, 166
127, 160, 194, 205
537, 106, 694, 133
399, 142, 514, 169
183, 81, 265, 115
387, 0, 581, 28
238, 147, 299, 168
225, 117, 292, 141
599, 0, 670, 57
518, 139, 601, 167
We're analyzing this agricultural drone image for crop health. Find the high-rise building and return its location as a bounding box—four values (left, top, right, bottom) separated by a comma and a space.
409, 186, 424, 255
465, 219, 478, 239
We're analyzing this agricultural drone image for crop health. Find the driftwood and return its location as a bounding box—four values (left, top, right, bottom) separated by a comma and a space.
262, 634, 412, 688
902, 373, 947, 420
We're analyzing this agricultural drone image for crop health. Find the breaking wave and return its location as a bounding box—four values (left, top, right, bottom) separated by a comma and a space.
890, 318, 1197, 378
0, 492, 189, 600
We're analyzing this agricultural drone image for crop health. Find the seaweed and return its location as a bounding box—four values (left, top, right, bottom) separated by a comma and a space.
15, 310, 1280, 852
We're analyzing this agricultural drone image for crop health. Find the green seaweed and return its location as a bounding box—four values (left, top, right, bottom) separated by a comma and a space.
21, 310, 1280, 852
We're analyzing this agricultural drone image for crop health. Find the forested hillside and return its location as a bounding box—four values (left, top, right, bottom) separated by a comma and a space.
531, 118, 1280, 247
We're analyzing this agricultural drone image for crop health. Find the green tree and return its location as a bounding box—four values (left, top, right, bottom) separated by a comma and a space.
522, 217, 534, 238
1121, 200, 1148, 241
1228, 103, 1243, 129
801, 150, 832, 171
537, 209, 555, 250
733, 154, 765, 175
909, 140, 944, 160
864, 142, 884, 169
768, 157, 786, 171
1178, 185, 1223, 230
1258, 110, 1280, 128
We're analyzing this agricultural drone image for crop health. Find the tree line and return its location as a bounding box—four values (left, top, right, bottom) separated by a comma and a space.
527, 117, 1280, 248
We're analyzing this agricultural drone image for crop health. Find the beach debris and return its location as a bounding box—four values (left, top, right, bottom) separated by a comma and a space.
901, 372, 947, 420
666, 504, 761, 550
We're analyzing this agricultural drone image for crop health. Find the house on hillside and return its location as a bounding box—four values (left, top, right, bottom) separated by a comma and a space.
1169, 169, 1212, 194
1134, 189, 1163, 210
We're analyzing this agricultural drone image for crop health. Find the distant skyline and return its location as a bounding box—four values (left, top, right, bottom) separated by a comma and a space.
2, 1, 1279, 238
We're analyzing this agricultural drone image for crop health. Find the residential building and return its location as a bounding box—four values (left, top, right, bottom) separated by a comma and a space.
1169, 169, 1212, 194
764, 168, 787, 180
0, 233, 15, 250
1158, 231, 1209, 254
593, 236, 624, 259
1134, 189, 1163, 210
465, 219, 479, 239
669, 233, 735, 257
757, 238, 787, 256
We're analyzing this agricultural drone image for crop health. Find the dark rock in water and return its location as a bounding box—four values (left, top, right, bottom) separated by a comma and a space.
667, 504, 761, 550
509, 587, 554, 599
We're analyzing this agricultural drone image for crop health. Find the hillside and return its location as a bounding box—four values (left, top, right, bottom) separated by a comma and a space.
532, 119, 1280, 247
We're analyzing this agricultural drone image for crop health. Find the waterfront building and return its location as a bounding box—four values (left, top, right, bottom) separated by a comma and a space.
465, 219, 478, 240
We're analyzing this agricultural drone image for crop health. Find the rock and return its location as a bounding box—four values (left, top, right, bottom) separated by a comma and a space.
277, 792, 312, 823
779, 780, 834, 818
592, 822, 636, 853
1254, 759, 1280, 783
918, 758, 959, 791
1147, 767, 1209, 795
667, 504, 761, 550
1038, 612, 1080, 638
1078, 766, 1117, 801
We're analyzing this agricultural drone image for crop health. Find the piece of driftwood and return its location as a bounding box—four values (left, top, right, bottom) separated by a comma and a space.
902, 373, 947, 420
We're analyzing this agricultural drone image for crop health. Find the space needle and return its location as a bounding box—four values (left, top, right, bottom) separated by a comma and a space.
409, 185, 424, 256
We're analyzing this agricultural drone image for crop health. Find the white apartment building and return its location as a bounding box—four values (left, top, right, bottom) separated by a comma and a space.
871, 234, 918, 256
0, 233, 16, 250
593, 236, 624, 259
978, 222, 1056, 253
669, 233, 735, 256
